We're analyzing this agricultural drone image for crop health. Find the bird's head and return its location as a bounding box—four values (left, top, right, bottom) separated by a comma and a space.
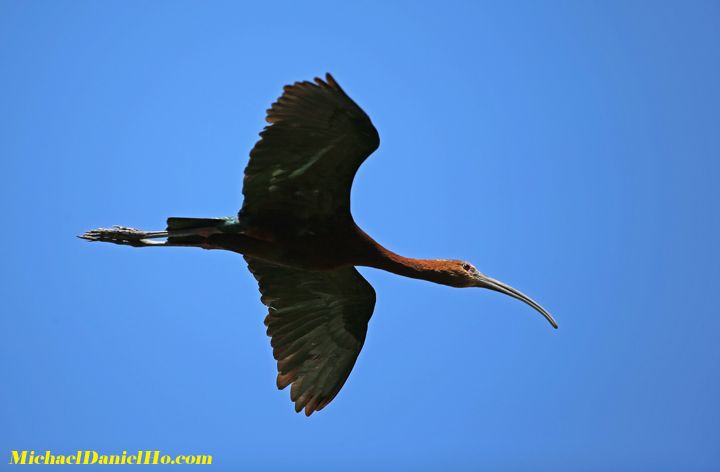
443, 260, 558, 329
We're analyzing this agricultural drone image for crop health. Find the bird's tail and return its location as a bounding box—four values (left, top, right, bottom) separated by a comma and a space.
166, 216, 237, 245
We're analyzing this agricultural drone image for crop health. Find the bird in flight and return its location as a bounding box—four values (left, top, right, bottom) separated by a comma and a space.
81, 73, 557, 416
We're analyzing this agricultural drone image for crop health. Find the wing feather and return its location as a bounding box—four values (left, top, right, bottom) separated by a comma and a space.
241, 73, 379, 224
245, 257, 376, 415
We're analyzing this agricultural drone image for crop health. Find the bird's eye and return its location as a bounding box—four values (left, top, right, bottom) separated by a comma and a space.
462, 263, 472, 271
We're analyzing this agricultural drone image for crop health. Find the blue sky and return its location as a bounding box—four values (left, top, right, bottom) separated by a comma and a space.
2, 1, 719, 470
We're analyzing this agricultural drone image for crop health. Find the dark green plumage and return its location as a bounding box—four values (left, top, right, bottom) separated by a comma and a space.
166, 217, 239, 245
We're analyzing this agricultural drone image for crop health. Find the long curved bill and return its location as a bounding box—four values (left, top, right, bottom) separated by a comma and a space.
476, 275, 558, 329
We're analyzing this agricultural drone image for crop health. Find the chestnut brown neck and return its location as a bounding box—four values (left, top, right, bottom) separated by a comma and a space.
351, 225, 457, 285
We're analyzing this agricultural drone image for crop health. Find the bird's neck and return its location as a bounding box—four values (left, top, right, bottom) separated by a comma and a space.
353, 226, 452, 284
375, 252, 451, 284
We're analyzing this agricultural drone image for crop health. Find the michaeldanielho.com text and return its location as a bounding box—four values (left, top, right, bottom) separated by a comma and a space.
10, 450, 212, 465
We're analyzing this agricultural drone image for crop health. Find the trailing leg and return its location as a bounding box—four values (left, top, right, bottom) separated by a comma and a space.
79, 216, 274, 256
80, 217, 238, 249
79, 226, 169, 247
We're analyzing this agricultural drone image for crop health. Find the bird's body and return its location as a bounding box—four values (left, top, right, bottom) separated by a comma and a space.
201, 217, 376, 270
82, 74, 556, 416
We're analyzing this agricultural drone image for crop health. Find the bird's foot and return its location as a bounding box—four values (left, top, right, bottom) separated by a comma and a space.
79, 226, 167, 247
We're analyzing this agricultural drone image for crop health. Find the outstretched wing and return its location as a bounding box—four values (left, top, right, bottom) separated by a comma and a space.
241, 73, 379, 223
245, 257, 376, 416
